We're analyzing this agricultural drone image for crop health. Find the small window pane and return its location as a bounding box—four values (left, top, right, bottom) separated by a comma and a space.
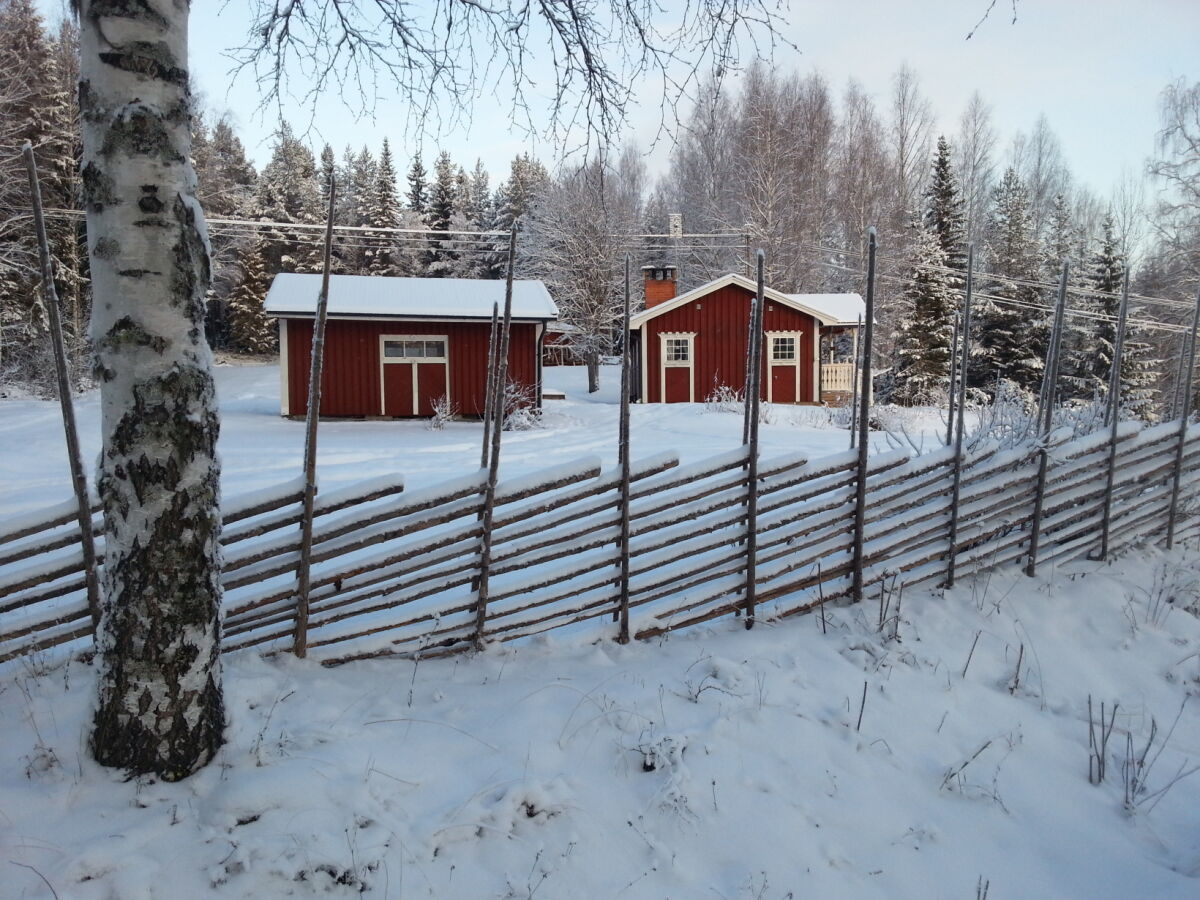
425, 340, 445, 358
404, 340, 425, 358
666, 338, 690, 362
384, 341, 404, 358
772, 337, 796, 362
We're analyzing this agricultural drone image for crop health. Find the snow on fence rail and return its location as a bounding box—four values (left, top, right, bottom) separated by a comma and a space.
3, 420, 1200, 667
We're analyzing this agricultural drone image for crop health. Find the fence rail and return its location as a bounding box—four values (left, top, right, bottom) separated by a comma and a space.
2, 419, 1199, 668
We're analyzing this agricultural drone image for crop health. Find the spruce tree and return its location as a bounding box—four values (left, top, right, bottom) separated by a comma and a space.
922, 136, 966, 275
893, 226, 956, 404
0, 0, 79, 385
406, 153, 429, 217
367, 139, 402, 276
1089, 214, 1157, 418
227, 238, 276, 353
255, 121, 323, 274
426, 150, 459, 274
976, 168, 1045, 394
319, 143, 337, 215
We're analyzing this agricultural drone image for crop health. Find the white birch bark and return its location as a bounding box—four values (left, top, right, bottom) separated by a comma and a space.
79, 0, 225, 780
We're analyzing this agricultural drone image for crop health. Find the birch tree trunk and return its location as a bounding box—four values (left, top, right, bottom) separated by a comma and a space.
79, 0, 225, 780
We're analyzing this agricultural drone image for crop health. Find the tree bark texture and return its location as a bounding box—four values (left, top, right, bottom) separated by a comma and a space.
80, 0, 225, 780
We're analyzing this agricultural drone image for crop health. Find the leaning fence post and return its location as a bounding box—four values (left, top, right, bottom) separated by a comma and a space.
743, 250, 766, 628
946, 312, 960, 447
1096, 271, 1131, 560
474, 225, 518, 648
945, 244, 974, 587
617, 256, 633, 642
1166, 285, 1200, 549
851, 229, 878, 601
481, 302, 500, 468
1025, 260, 1069, 578
23, 142, 100, 631
848, 314, 862, 450
294, 176, 337, 657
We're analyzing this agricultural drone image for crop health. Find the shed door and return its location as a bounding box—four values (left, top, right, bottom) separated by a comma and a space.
659, 333, 695, 403
381, 336, 449, 417
767, 333, 801, 404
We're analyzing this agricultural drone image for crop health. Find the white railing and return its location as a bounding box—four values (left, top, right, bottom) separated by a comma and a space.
821, 363, 855, 394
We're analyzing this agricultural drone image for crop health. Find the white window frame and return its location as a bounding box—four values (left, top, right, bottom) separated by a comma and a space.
658, 332, 696, 402
765, 330, 803, 403
379, 334, 450, 416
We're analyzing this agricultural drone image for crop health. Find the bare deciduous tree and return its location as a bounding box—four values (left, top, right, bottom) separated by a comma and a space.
236, 1, 789, 147
1147, 78, 1200, 288
522, 146, 644, 391
957, 91, 997, 245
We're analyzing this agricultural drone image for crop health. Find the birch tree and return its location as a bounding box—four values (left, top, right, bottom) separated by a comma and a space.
78, 0, 224, 779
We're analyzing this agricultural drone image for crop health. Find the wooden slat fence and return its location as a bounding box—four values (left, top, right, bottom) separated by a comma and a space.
3, 418, 1199, 668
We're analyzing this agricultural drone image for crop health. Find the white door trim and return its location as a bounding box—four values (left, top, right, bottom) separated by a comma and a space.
659, 332, 696, 403
765, 331, 802, 403
379, 334, 450, 415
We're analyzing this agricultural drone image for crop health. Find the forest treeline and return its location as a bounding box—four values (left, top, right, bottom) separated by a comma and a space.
1, 0, 1197, 413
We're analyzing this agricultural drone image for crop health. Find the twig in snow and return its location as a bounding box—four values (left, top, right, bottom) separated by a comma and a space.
364, 717, 499, 751
10, 862, 59, 899
1088, 695, 1117, 785
856, 681, 868, 732
940, 739, 994, 791
962, 630, 981, 679
1008, 643, 1024, 695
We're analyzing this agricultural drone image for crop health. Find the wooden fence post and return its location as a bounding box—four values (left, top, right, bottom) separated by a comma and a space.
946, 312, 960, 447
481, 302, 500, 468
22, 142, 100, 630
1166, 285, 1200, 549
848, 314, 862, 450
851, 229, 877, 601
617, 256, 633, 642
1096, 271, 1131, 560
294, 176, 337, 657
1025, 260, 1069, 578
743, 250, 765, 628
945, 244, 974, 587
474, 225, 518, 648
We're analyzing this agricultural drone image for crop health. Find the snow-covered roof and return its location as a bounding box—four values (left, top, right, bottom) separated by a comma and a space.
628, 273, 864, 328
264, 273, 558, 321
783, 292, 865, 327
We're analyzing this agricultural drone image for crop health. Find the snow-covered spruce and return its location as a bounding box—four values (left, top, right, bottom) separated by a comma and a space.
79, 0, 224, 779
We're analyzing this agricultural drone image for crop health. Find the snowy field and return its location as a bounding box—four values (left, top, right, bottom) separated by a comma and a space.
3, 363, 1200, 898
0, 362, 933, 517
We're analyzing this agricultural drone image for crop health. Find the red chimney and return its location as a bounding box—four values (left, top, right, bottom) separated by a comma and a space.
642, 265, 678, 308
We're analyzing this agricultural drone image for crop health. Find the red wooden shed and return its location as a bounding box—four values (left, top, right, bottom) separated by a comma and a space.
628, 267, 863, 405
265, 274, 558, 418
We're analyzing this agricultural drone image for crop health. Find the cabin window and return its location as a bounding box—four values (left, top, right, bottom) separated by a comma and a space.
665, 338, 691, 363
383, 338, 447, 360
771, 336, 797, 362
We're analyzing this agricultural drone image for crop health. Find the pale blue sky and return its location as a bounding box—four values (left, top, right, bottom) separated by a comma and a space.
40, 1, 1200, 201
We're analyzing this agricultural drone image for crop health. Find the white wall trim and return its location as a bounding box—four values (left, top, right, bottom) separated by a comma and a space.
279, 319, 290, 416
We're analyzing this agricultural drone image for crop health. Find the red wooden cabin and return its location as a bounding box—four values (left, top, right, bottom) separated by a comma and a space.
628, 267, 863, 405
265, 274, 558, 418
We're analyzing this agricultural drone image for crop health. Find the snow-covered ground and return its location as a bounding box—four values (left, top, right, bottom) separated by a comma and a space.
3, 363, 1200, 897
0, 362, 939, 516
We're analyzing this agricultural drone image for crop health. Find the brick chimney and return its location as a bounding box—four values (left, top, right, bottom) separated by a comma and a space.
642, 265, 678, 308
